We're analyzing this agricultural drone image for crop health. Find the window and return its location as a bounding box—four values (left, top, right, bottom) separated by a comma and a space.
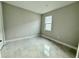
45, 16, 52, 31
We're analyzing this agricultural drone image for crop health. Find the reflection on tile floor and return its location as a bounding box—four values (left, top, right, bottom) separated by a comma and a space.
1, 37, 76, 58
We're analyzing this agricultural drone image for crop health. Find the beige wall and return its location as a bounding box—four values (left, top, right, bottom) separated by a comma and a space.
0, 2, 3, 41
0, 2, 4, 48
41, 2, 79, 47
2, 3, 41, 40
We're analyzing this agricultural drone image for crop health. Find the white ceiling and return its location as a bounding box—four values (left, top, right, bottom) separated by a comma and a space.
4, 1, 76, 14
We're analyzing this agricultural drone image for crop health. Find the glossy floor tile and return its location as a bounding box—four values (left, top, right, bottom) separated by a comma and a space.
1, 37, 76, 58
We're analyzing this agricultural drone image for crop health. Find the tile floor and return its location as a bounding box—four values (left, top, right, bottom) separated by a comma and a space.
1, 37, 76, 58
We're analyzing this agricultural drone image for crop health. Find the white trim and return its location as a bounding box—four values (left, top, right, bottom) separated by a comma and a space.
76, 43, 79, 58
0, 42, 3, 50
5, 34, 39, 43
41, 34, 77, 50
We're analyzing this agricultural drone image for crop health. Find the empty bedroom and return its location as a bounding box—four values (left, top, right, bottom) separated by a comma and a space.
0, 1, 79, 58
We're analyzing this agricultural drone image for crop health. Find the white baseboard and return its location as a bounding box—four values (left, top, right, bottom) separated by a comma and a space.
5, 34, 39, 43
41, 34, 77, 50
76, 43, 79, 58
0, 42, 3, 50
4, 34, 77, 50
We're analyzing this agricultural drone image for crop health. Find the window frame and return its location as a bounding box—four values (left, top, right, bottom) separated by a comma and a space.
44, 16, 52, 31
